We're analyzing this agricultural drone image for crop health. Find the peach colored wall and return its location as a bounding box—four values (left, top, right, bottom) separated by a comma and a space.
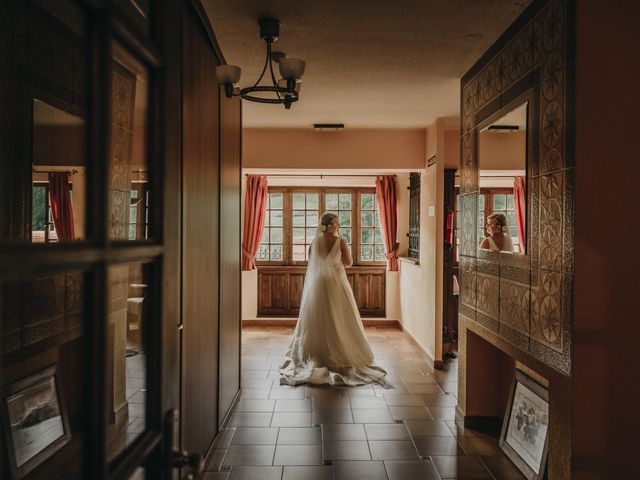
243, 129, 426, 169
573, 2, 640, 477
444, 129, 461, 169
478, 130, 526, 170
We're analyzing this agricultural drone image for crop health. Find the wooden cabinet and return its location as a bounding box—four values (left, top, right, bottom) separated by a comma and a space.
257, 266, 386, 317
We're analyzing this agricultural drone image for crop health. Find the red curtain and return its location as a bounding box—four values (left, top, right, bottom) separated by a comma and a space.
514, 176, 526, 252
48, 172, 75, 241
375, 175, 399, 271
242, 175, 268, 271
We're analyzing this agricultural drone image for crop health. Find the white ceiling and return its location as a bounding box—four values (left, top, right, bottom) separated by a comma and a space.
204, 0, 531, 129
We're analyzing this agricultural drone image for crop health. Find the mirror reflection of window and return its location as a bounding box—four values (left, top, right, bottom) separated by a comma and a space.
477, 102, 527, 254
31, 99, 86, 243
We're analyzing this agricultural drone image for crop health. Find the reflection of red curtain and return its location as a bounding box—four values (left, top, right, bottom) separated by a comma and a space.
375, 175, 399, 271
242, 175, 268, 271
48, 172, 75, 241
514, 176, 526, 252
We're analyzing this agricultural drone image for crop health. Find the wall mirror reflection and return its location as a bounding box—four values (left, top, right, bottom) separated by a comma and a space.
32, 99, 86, 243
477, 102, 527, 254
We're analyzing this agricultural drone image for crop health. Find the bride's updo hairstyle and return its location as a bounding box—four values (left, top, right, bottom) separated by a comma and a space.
320, 212, 338, 232
487, 212, 509, 233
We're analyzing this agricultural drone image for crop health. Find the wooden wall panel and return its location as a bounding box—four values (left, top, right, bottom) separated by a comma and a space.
181, 4, 220, 454
257, 267, 385, 317
218, 93, 241, 427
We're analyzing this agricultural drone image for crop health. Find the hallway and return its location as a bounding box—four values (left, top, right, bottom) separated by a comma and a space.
204, 326, 523, 479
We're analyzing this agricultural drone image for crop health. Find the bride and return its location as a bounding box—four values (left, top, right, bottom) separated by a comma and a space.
279, 212, 389, 387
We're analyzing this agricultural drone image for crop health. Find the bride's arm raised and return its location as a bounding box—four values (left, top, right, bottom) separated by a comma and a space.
340, 238, 353, 267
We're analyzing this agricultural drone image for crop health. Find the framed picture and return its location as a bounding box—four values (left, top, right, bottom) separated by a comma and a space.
499, 369, 549, 480
1, 365, 71, 479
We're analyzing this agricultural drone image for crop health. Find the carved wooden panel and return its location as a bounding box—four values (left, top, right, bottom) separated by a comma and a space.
459, 0, 573, 375
257, 266, 386, 317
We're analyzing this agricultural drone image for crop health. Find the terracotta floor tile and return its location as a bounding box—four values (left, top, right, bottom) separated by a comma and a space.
413, 436, 465, 456
480, 455, 526, 479
352, 408, 394, 424
275, 398, 313, 413
383, 394, 426, 407
241, 389, 271, 400
404, 419, 454, 437
227, 466, 282, 480
432, 455, 493, 479
282, 465, 334, 480
323, 440, 371, 461
236, 399, 276, 413
231, 428, 278, 445
389, 406, 433, 421
383, 459, 442, 480
313, 408, 354, 424
278, 427, 322, 445
273, 444, 323, 465
230, 413, 273, 428
223, 445, 275, 466
271, 412, 312, 428
334, 460, 388, 480
364, 423, 411, 441
369, 440, 419, 460
268, 388, 306, 400
322, 423, 366, 441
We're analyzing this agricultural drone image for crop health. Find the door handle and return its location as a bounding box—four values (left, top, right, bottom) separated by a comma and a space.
165, 409, 204, 479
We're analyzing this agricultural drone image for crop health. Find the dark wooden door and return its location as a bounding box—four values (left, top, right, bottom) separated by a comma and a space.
0, 0, 231, 480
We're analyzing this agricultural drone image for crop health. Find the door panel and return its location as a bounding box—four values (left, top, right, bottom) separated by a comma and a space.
218, 95, 241, 426
181, 3, 221, 455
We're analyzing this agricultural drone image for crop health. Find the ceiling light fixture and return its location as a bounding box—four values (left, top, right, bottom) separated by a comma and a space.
216, 18, 306, 110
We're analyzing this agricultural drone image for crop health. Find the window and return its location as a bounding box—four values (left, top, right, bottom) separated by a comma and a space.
408, 172, 420, 260
257, 191, 284, 262
129, 182, 150, 240
257, 188, 385, 266
478, 188, 521, 253
32, 183, 58, 243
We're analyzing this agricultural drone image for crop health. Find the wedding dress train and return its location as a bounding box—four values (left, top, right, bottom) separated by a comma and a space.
279, 231, 389, 387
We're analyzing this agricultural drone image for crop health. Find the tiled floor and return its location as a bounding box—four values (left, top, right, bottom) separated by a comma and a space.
204, 326, 524, 480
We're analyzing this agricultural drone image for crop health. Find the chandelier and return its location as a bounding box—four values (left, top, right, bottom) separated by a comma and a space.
216, 18, 306, 110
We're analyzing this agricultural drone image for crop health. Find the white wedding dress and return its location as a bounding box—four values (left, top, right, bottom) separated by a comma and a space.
279, 229, 389, 387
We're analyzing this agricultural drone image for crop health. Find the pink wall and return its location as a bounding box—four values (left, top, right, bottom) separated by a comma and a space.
478, 130, 525, 170
243, 129, 426, 169
444, 129, 461, 168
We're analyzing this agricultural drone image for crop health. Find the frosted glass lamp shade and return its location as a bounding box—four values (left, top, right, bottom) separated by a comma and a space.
278, 58, 305, 79
278, 78, 302, 94
215, 65, 241, 85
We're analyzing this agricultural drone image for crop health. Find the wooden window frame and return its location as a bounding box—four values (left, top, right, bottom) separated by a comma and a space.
408, 172, 420, 260
256, 187, 386, 267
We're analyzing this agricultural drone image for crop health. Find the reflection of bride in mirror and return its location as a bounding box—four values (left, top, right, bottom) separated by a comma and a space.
480, 212, 513, 252
280, 212, 389, 387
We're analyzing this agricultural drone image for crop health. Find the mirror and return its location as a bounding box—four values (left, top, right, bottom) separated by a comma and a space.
477, 102, 527, 254
32, 99, 86, 243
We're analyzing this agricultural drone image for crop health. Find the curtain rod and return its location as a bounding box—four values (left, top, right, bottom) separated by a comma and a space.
246, 174, 397, 178
33, 168, 79, 175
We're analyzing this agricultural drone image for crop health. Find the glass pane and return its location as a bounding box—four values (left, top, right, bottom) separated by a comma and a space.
362, 228, 373, 244
341, 228, 352, 244
129, 205, 138, 223
270, 210, 283, 227
1, 269, 87, 478
256, 245, 269, 260
493, 194, 506, 210
306, 228, 316, 241
292, 245, 305, 261
31, 99, 87, 244
110, 43, 151, 241
506, 194, 514, 210
260, 228, 269, 244
375, 211, 380, 227
292, 193, 305, 209
270, 245, 283, 261
479, 195, 485, 211
270, 228, 283, 244
293, 210, 305, 227
339, 194, 352, 209
270, 193, 283, 209
264, 211, 270, 227
306, 193, 319, 210
361, 245, 373, 261
375, 244, 386, 261
339, 211, 351, 227
375, 228, 383, 245
325, 194, 339, 210
292, 228, 305, 244
361, 193, 375, 210
128, 225, 137, 241
107, 262, 151, 460
507, 212, 517, 230
306, 211, 318, 227
361, 211, 373, 227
